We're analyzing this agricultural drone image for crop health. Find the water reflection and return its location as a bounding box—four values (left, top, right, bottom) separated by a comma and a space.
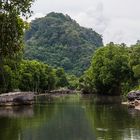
0, 106, 33, 118
22, 95, 96, 140
81, 94, 122, 104
84, 95, 140, 140
0, 94, 140, 140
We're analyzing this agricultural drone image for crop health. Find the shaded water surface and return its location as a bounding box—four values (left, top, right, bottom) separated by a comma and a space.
0, 94, 140, 140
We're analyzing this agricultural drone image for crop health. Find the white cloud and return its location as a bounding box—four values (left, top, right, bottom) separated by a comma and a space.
30, 0, 140, 45
73, 2, 109, 34
103, 17, 140, 45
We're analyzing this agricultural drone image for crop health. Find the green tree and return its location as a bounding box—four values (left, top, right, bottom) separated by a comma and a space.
0, 0, 34, 56
129, 44, 140, 89
82, 43, 132, 95
0, 0, 34, 93
67, 74, 79, 90
24, 12, 103, 76
19, 60, 40, 92
55, 68, 68, 88
19, 60, 59, 93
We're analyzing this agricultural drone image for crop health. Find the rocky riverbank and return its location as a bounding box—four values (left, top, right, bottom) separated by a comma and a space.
0, 92, 34, 106
0, 89, 79, 106
126, 90, 140, 110
36, 88, 81, 97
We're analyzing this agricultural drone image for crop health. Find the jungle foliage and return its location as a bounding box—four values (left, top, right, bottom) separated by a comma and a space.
0, 0, 34, 93
1, 1, 140, 96
0, 59, 69, 93
0, 2, 70, 93
24, 12, 103, 76
80, 42, 140, 95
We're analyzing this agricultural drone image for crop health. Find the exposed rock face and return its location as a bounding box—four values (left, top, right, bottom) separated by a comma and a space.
127, 90, 140, 101
0, 92, 34, 106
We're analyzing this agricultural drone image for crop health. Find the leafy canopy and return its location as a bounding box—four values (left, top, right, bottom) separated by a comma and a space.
82, 43, 131, 95
24, 12, 103, 76
0, 0, 34, 56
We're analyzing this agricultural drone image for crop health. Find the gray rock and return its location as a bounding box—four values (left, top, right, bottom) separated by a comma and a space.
0, 92, 34, 106
127, 90, 140, 101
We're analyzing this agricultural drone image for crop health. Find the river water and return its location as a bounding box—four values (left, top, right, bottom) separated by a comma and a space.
0, 94, 140, 140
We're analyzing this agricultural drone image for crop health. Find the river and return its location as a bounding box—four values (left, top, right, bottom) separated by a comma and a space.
0, 94, 140, 140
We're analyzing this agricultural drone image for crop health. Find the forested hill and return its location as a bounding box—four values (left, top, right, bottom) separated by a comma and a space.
24, 12, 103, 76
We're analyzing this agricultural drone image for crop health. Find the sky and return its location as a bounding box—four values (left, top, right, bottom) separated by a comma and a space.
30, 0, 140, 45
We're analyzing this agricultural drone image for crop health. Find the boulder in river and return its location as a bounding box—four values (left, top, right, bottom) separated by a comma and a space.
0, 92, 34, 106
127, 90, 140, 101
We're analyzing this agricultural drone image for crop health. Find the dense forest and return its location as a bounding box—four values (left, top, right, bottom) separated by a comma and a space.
0, 58, 69, 93
0, 2, 69, 93
1, 1, 140, 140
24, 12, 103, 76
1, 1, 140, 96
80, 42, 140, 95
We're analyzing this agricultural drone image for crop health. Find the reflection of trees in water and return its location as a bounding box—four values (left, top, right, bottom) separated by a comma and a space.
81, 94, 122, 104
22, 94, 96, 140
0, 97, 57, 140
0, 117, 20, 140
0, 106, 34, 140
0, 106, 33, 118
34, 95, 140, 140
84, 99, 140, 140
1, 95, 140, 140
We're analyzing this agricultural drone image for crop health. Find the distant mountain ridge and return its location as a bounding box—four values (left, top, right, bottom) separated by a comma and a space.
24, 12, 103, 76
